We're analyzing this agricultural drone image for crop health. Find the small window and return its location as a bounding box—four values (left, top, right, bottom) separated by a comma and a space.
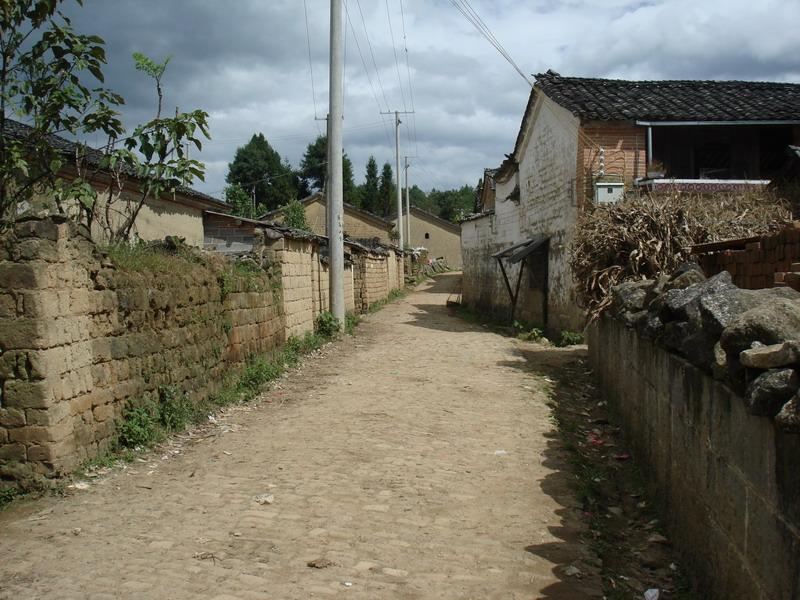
424, 232, 430, 239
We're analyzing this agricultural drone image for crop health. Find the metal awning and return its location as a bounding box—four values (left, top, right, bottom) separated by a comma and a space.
492, 235, 549, 263
492, 236, 549, 321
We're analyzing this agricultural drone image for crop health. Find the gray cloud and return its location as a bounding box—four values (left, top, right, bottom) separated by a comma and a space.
59, 0, 800, 198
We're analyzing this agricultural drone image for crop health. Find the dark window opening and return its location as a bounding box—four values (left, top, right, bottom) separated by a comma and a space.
651, 124, 793, 180
424, 232, 430, 239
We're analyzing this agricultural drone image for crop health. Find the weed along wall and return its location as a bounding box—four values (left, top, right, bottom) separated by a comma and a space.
0, 217, 407, 485
589, 269, 800, 599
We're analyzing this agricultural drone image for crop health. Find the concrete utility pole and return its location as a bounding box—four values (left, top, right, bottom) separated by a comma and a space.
327, 0, 345, 326
381, 109, 414, 249
404, 157, 411, 248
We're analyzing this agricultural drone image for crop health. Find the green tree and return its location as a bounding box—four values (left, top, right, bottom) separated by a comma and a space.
0, 3, 209, 241
107, 53, 209, 241
224, 183, 254, 218
427, 184, 476, 222
408, 185, 428, 210
281, 199, 309, 231
379, 162, 395, 217
0, 0, 124, 225
299, 135, 358, 205
360, 156, 380, 214
226, 133, 296, 213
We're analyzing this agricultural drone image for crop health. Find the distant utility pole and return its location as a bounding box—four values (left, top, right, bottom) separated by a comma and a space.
381, 109, 414, 249
327, 0, 345, 326
404, 157, 411, 247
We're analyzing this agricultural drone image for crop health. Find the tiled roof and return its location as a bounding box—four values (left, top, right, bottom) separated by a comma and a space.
259, 192, 394, 228
535, 70, 800, 122
3, 118, 229, 210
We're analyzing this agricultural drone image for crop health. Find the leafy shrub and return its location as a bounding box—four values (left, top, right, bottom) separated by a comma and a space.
117, 403, 161, 448
557, 331, 584, 347
281, 199, 310, 231
315, 311, 341, 338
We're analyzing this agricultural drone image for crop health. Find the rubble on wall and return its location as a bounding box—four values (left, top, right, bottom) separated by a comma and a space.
608, 265, 800, 432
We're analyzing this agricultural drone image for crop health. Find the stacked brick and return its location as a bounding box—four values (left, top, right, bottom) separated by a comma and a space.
271, 238, 314, 338
364, 254, 390, 306
695, 225, 800, 290
1, 219, 410, 482
0, 219, 282, 480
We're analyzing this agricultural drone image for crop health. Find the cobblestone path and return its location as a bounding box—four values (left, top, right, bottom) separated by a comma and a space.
0, 273, 601, 599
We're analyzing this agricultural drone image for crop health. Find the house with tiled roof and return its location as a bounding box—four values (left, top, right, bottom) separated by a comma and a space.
390, 205, 462, 269
259, 192, 395, 245
4, 118, 230, 246
461, 71, 800, 332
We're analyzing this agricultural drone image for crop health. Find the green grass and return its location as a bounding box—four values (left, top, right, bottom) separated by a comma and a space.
556, 330, 584, 347
103, 241, 205, 273
92, 326, 338, 467
0, 486, 21, 511
345, 312, 361, 335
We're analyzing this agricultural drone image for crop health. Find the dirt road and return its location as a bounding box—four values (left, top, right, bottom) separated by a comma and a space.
0, 273, 601, 599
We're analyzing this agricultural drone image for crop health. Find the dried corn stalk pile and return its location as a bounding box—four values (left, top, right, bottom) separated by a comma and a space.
570, 189, 792, 320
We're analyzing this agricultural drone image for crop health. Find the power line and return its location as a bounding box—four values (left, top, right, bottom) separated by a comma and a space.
355, 0, 390, 112
302, 0, 323, 135
448, 0, 531, 87
384, 0, 408, 114
343, 0, 393, 146
399, 0, 419, 157
353, 0, 395, 141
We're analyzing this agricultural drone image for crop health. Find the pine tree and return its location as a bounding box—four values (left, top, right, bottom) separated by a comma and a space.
300, 135, 358, 205
360, 156, 380, 214
379, 162, 395, 217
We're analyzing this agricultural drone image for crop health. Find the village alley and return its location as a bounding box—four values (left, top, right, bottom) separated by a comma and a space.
0, 273, 601, 599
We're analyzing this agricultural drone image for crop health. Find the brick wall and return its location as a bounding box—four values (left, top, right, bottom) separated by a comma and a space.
695, 225, 800, 291
577, 121, 647, 205
364, 254, 390, 307
0, 219, 281, 480
461, 95, 584, 332
1, 219, 405, 483
270, 237, 314, 338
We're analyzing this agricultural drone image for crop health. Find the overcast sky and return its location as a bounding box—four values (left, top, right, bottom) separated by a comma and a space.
62, 0, 800, 198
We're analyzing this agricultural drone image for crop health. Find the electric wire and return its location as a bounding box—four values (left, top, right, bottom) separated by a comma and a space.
384, 0, 408, 114
343, 0, 394, 146
302, 0, 323, 135
399, 0, 419, 157
447, 0, 531, 87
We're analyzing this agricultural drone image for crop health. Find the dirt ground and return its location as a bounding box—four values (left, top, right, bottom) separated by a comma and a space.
0, 273, 605, 599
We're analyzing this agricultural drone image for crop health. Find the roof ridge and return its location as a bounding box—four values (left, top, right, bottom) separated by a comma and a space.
535, 72, 800, 87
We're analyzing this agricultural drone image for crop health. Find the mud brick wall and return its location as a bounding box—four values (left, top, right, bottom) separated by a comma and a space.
353, 252, 367, 312
1, 220, 405, 482
387, 249, 398, 291
270, 237, 315, 338
0, 219, 283, 480
696, 226, 800, 290
364, 254, 389, 307
344, 263, 355, 314
589, 318, 800, 600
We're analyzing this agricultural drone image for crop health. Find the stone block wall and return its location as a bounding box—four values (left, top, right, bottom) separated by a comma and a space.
271, 237, 315, 338
0, 219, 282, 480
364, 254, 389, 307
387, 249, 398, 292
1, 219, 406, 482
589, 317, 800, 599
353, 253, 367, 312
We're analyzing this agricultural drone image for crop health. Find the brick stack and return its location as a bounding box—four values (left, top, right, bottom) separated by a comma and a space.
695, 225, 800, 290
